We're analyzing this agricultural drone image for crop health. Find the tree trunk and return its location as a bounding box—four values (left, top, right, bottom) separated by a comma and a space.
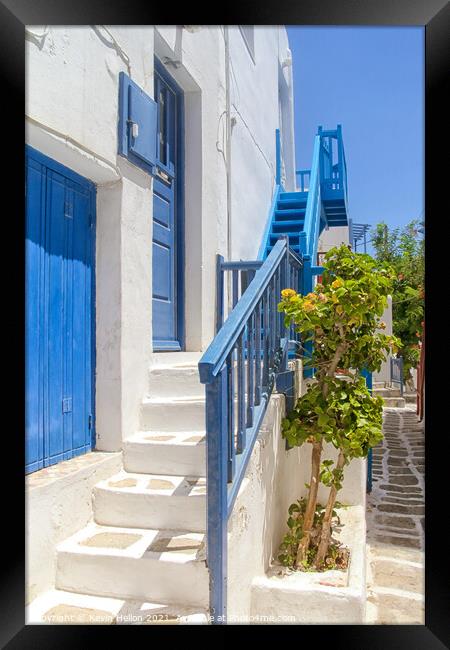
295, 334, 347, 568
314, 450, 346, 568
295, 438, 322, 566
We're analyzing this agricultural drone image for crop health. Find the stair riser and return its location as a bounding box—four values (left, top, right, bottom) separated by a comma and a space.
141, 401, 205, 431
270, 233, 302, 243
56, 552, 209, 608
279, 192, 308, 201
148, 368, 203, 399
93, 488, 206, 532
274, 211, 305, 220
276, 203, 306, 210
124, 441, 206, 477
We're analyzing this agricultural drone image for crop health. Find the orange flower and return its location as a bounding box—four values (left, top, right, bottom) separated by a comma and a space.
281, 288, 296, 299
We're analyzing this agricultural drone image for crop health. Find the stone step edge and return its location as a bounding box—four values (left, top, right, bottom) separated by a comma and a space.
26, 588, 209, 625
126, 431, 206, 444
142, 395, 205, 406
94, 470, 206, 496
56, 522, 206, 563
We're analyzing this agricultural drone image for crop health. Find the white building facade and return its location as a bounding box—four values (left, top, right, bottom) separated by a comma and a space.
25, 25, 303, 611
26, 25, 295, 457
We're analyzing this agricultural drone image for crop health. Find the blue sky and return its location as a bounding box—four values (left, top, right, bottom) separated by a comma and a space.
286, 26, 424, 255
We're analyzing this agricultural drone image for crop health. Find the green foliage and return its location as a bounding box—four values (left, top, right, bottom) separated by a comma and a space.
371, 220, 424, 381
278, 499, 347, 570
279, 245, 401, 377
281, 375, 384, 458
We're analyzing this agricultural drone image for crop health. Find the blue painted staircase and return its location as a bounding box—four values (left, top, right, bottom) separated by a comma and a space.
265, 191, 310, 259
261, 125, 349, 264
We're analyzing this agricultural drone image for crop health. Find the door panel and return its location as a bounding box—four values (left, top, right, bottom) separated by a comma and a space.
152, 64, 183, 351
25, 157, 46, 472
25, 147, 95, 473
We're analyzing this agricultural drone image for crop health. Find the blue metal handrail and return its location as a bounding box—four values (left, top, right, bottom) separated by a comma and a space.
390, 356, 404, 396
318, 125, 348, 208
303, 135, 322, 262
198, 237, 303, 623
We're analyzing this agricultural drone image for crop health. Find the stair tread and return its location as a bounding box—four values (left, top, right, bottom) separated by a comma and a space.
272, 219, 304, 226
150, 352, 202, 366
128, 430, 206, 445
26, 588, 209, 625
279, 192, 308, 199
149, 363, 200, 372
95, 470, 206, 496
57, 521, 206, 562
275, 209, 306, 216
142, 395, 205, 404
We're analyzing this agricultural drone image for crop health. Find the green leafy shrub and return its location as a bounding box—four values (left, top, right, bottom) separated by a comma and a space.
277, 244, 400, 569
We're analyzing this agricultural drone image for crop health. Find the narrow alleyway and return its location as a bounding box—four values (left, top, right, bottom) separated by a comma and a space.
365, 405, 425, 624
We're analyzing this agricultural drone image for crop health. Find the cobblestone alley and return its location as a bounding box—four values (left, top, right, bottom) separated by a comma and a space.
365, 405, 425, 624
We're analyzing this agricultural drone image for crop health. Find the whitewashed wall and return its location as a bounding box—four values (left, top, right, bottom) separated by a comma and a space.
227, 361, 366, 621
318, 225, 350, 253
372, 295, 393, 385
26, 26, 155, 451
26, 25, 294, 450
229, 26, 296, 261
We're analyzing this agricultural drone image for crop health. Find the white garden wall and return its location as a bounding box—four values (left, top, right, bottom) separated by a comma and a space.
227, 361, 366, 621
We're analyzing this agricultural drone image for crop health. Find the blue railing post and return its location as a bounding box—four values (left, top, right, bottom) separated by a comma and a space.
337, 124, 343, 191
276, 238, 295, 422
318, 125, 324, 184
216, 254, 225, 334
399, 357, 404, 396
361, 367, 373, 493
206, 365, 229, 624
301, 255, 314, 379
275, 128, 281, 187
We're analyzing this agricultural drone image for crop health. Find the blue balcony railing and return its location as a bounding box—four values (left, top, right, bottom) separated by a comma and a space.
198, 237, 303, 623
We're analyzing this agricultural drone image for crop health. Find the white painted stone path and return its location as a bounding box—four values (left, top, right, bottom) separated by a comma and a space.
365, 405, 425, 624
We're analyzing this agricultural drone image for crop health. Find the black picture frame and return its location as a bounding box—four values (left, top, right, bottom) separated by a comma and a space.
2, 0, 448, 646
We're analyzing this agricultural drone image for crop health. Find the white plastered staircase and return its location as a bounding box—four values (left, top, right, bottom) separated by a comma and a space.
27, 353, 211, 625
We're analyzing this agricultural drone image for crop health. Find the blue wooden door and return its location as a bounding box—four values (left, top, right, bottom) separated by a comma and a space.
25, 146, 95, 474
152, 61, 184, 351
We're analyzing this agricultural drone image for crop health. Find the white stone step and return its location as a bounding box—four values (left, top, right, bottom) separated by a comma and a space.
26, 588, 208, 625
373, 388, 402, 398
56, 522, 209, 608
124, 430, 206, 477
150, 352, 202, 367
382, 397, 406, 408
93, 470, 206, 532
141, 396, 205, 431
148, 365, 204, 399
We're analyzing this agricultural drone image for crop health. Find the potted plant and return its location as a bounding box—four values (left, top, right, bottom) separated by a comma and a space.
277, 244, 401, 571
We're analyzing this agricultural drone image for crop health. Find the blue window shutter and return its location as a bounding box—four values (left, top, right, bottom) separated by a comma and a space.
118, 72, 157, 171
128, 83, 157, 166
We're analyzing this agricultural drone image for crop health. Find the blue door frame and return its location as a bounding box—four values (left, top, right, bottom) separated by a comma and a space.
25, 146, 96, 473
152, 58, 185, 351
